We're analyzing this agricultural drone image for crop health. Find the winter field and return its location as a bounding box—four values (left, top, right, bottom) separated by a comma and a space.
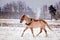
0, 19, 60, 40
0, 27, 60, 40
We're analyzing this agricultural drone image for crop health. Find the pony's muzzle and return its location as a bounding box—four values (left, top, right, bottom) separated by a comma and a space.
20, 20, 22, 23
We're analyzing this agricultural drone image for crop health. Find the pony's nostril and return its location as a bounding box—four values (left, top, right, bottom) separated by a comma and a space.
20, 21, 22, 23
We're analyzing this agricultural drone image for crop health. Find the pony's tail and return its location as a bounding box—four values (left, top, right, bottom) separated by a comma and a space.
47, 23, 52, 31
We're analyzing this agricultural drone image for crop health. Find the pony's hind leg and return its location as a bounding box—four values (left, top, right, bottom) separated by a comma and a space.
21, 27, 28, 37
30, 27, 35, 37
44, 28, 47, 37
36, 28, 42, 36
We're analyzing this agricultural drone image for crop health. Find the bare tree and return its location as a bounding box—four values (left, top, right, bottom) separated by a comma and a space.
0, 1, 34, 19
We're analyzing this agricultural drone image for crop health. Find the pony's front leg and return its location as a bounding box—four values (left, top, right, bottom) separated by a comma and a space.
30, 27, 35, 37
21, 27, 28, 37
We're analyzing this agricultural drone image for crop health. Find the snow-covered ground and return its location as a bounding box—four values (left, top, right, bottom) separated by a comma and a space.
0, 19, 60, 40
0, 27, 60, 40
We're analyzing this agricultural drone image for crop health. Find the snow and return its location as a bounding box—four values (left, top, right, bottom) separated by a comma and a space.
0, 27, 60, 40
0, 19, 60, 40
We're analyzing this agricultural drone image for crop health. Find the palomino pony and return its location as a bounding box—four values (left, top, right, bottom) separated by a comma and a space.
20, 14, 52, 37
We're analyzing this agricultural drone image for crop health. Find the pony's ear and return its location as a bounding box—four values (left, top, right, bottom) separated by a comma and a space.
22, 14, 25, 17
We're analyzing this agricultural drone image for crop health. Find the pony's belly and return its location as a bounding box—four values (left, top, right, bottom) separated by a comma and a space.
29, 22, 40, 28
33, 24, 40, 28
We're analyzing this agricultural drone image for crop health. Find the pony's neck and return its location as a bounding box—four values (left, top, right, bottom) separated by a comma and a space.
25, 16, 31, 23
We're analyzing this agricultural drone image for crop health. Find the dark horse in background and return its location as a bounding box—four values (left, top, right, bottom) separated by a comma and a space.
49, 5, 57, 20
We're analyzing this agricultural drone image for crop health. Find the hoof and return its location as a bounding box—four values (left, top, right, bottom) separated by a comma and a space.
21, 35, 23, 37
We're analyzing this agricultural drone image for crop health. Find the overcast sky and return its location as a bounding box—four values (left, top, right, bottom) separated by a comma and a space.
0, 0, 60, 12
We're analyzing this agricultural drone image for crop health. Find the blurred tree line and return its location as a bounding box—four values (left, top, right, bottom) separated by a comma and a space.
0, 1, 34, 19
54, 1, 60, 19
40, 1, 60, 20
0, 1, 60, 19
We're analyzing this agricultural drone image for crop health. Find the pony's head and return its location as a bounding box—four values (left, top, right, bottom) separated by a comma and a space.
20, 14, 26, 23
